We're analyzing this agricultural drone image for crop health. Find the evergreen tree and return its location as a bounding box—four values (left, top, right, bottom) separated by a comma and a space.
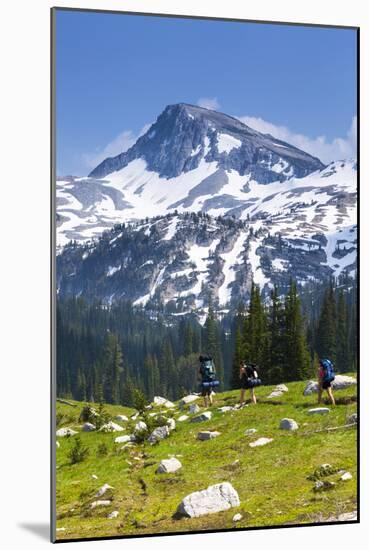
336, 290, 350, 372
316, 283, 337, 361
102, 333, 122, 404
266, 286, 285, 383
204, 302, 224, 386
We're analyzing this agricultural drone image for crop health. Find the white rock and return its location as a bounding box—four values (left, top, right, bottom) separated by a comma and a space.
178, 415, 189, 422
99, 421, 124, 432
114, 434, 136, 444
233, 513, 243, 522
167, 418, 176, 431
91, 474, 98, 480
130, 413, 139, 421
279, 418, 299, 431
90, 500, 111, 509
249, 437, 273, 448
275, 384, 289, 392
244, 428, 257, 436
190, 411, 212, 423
267, 390, 284, 399
153, 396, 175, 408
218, 406, 233, 413
134, 421, 147, 433
197, 431, 221, 440
189, 404, 201, 414
177, 482, 240, 518
308, 407, 330, 415
95, 484, 114, 498
148, 425, 170, 444
107, 511, 119, 519
115, 415, 128, 422
340, 472, 353, 481
82, 422, 96, 432
156, 457, 182, 474
179, 395, 200, 408
303, 375, 357, 396
56, 427, 78, 437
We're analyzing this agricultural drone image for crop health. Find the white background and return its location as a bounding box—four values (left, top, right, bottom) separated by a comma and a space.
0, 0, 367, 548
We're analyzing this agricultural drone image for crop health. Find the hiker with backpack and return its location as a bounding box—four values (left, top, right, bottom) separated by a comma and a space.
318, 358, 336, 406
199, 354, 219, 407
239, 361, 261, 405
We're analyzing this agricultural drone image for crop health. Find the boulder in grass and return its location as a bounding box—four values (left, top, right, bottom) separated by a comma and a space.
340, 472, 353, 481
303, 375, 357, 396
189, 404, 201, 415
153, 396, 175, 408
134, 421, 147, 433
167, 418, 176, 431
114, 434, 136, 444
82, 422, 96, 432
99, 421, 124, 433
347, 413, 357, 424
95, 484, 114, 498
56, 427, 78, 437
107, 511, 119, 519
190, 411, 212, 423
279, 418, 299, 431
178, 415, 189, 422
308, 407, 330, 415
218, 406, 233, 413
115, 415, 128, 422
244, 428, 257, 436
275, 384, 288, 393
267, 390, 284, 399
148, 425, 170, 444
249, 437, 273, 448
233, 513, 243, 522
197, 431, 221, 441
179, 395, 200, 409
90, 500, 111, 509
176, 482, 240, 518
156, 457, 182, 474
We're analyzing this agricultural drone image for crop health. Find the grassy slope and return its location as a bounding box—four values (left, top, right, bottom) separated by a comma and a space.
55, 378, 357, 540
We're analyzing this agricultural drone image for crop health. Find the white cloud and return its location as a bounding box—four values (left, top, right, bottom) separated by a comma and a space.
237, 115, 357, 164
83, 123, 152, 170
197, 97, 220, 111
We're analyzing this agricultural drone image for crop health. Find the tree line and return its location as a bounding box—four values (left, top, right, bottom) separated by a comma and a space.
56, 277, 357, 405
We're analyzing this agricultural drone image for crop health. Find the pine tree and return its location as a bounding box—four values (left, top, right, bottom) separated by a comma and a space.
266, 286, 285, 383
336, 290, 350, 372
204, 302, 224, 387
243, 282, 268, 368
102, 333, 122, 404
316, 283, 337, 361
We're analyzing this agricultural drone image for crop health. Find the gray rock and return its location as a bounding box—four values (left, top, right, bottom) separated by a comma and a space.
56, 427, 77, 437
153, 396, 175, 408
313, 480, 335, 492
148, 425, 170, 444
107, 511, 119, 519
114, 434, 136, 444
347, 413, 357, 424
178, 415, 189, 422
176, 482, 240, 518
249, 437, 273, 448
189, 404, 201, 415
308, 407, 330, 415
115, 415, 128, 422
267, 390, 284, 399
134, 421, 147, 433
156, 457, 182, 474
218, 406, 233, 413
99, 421, 124, 432
233, 513, 243, 522
303, 375, 357, 396
82, 422, 96, 432
179, 395, 200, 408
190, 411, 212, 423
279, 418, 299, 431
166, 418, 176, 431
90, 500, 112, 509
197, 431, 221, 440
244, 428, 257, 436
95, 484, 114, 498
340, 472, 353, 481
275, 384, 289, 392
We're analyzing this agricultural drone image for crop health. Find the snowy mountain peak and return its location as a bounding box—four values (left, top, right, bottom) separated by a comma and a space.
88, 103, 325, 180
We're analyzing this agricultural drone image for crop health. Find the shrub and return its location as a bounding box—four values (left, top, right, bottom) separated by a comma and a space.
132, 389, 148, 414
67, 437, 90, 465
96, 442, 109, 457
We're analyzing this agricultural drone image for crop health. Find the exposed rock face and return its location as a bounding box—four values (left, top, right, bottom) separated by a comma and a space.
303, 375, 357, 395
279, 418, 299, 431
176, 482, 240, 518
156, 457, 182, 474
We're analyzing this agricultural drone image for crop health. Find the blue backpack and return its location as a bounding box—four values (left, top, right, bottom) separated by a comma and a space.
321, 359, 335, 383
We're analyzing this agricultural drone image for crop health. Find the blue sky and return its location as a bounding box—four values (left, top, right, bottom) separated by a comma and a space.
55, 9, 357, 175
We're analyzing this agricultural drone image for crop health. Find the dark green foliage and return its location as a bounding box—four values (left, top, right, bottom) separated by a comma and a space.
132, 388, 148, 413
96, 442, 109, 457
68, 437, 89, 465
